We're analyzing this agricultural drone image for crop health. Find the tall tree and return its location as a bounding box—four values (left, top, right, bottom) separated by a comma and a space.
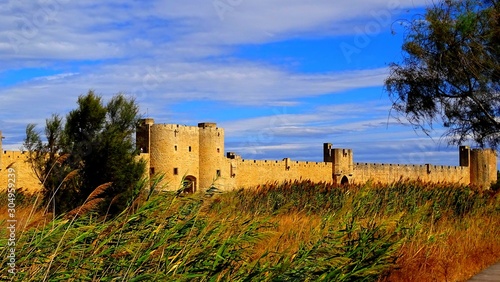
24, 90, 146, 215
25, 114, 75, 213
385, 0, 500, 147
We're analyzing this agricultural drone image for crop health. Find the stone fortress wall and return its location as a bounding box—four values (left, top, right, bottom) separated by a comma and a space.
136, 120, 497, 192
0, 131, 42, 192
1, 120, 497, 193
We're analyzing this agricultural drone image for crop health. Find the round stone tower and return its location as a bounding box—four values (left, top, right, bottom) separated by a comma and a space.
198, 122, 224, 190
470, 148, 497, 189
149, 123, 200, 191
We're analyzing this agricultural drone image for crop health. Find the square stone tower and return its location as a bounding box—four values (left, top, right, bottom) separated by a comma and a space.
333, 148, 353, 184
324, 144, 354, 184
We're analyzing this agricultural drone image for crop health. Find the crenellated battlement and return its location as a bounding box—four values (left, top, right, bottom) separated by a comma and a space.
240, 159, 285, 166
354, 162, 467, 170
236, 159, 331, 167
3, 150, 28, 159
153, 124, 200, 132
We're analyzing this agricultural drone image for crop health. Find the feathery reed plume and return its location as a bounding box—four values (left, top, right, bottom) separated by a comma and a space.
87, 182, 113, 202
65, 198, 105, 219
55, 153, 71, 165
63, 182, 112, 219
62, 169, 79, 183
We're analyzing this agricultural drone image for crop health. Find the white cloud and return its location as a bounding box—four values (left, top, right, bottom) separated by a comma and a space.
1, 0, 460, 168
0, 61, 390, 123
0, 0, 428, 64
33, 72, 79, 81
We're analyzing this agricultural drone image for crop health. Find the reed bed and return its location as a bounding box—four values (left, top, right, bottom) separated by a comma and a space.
1, 179, 499, 281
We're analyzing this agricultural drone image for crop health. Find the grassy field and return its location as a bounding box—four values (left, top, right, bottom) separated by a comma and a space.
1, 180, 500, 281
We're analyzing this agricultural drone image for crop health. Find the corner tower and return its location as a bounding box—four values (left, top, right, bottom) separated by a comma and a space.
470, 148, 497, 189
198, 123, 224, 190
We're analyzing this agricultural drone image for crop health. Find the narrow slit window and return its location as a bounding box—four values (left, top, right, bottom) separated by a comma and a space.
174, 168, 178, 175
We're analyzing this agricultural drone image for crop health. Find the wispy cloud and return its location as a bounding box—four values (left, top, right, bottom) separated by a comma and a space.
1, 0, 468, 168
0, 1, 427, 62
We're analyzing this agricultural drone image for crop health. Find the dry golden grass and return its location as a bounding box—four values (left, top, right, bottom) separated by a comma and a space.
385, 215, 500, 281
0, 192, 49, 232
250, 213, 323, 259
2, 180, 500, 281
245, 211, 500, 281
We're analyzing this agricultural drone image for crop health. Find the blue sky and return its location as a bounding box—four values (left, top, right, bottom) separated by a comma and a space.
0, 0, 481, 166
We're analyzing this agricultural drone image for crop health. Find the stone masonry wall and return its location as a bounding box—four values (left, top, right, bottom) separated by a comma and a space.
226, 158, 332, 190
149, 124, 200, 191
0, 151, 42, 192
353, 163, 470, 185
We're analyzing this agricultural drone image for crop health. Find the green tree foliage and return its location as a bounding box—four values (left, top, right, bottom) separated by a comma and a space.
25, 115, 76, 214
24, 90, 145, 215
386, 0, 500, 147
